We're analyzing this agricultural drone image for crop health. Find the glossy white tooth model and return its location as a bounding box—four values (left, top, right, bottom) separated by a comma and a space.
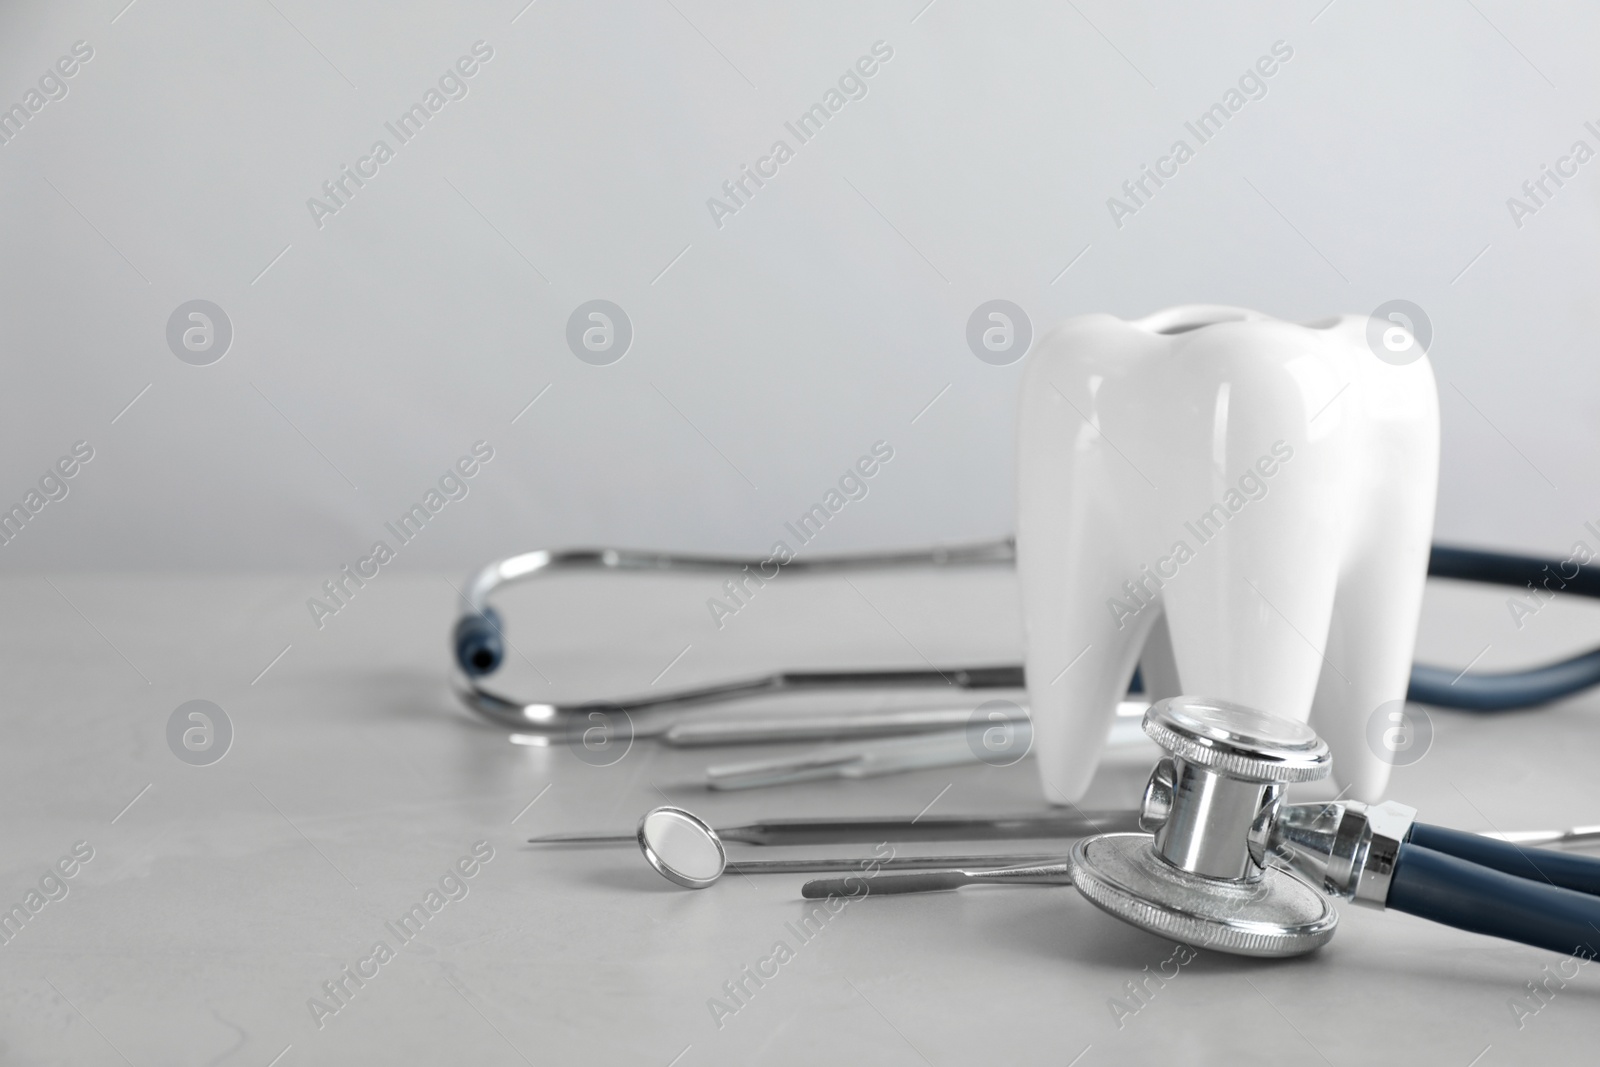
1016, 305, 1439, 804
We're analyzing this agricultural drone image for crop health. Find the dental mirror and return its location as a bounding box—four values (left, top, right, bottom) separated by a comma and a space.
638, 806, 727, 889
630, 804, 1071, 890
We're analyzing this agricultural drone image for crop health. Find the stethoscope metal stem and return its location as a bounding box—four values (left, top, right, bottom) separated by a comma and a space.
461, 540, 1018, 615
456, 538, 1020, 736
457, 538, 1600, 737
475, 666, 1024, 736
1144, 759, 1281, 882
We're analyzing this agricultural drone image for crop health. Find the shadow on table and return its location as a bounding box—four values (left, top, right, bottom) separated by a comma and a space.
528, 845, 687, 895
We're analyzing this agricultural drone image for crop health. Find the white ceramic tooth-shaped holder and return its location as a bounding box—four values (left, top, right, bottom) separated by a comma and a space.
1017, 305, 1440, 804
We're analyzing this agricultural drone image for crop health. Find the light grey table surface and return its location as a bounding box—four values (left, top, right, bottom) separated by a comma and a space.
4, 563, 1600, 1066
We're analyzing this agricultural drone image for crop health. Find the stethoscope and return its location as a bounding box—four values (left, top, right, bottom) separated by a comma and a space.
453, 537, 1600, 741
872, 696, 1600, 960
1051, 697, 1600, 958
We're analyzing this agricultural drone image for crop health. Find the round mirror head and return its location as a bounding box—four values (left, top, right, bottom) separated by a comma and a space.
637, 806, 726, 889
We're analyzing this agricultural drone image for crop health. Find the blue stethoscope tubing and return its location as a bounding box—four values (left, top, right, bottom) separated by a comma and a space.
1407, 545, 1600, 710
1392, 828, 1600, 956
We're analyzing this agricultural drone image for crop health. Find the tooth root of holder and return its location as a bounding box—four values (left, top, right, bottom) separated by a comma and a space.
1017, 305, 1441, 806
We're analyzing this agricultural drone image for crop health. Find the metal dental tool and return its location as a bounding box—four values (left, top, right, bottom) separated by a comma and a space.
528, 807, 1141, 847
704, 730, 998, 791
704, 704, 1153, 790
634, 806, 1064, 890
802, 860, 1073, 898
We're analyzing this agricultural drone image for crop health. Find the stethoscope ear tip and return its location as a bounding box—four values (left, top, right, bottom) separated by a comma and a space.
453, 608, 505, 677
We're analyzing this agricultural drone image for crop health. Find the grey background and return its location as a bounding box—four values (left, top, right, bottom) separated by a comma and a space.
1, 0, 1597, 571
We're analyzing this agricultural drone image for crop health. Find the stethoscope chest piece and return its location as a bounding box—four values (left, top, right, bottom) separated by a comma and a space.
1071, 833, 1337, 958
1070, 696, 1338, 958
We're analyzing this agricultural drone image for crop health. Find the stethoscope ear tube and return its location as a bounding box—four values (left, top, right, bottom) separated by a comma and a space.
454, 607, 504, 677
1388, 844, 1600, 956
454, 539, 1600, 735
